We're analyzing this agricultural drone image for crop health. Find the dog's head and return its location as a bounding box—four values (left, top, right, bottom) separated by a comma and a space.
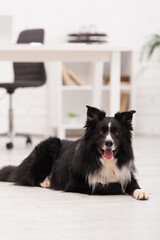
84, 106, 136, 160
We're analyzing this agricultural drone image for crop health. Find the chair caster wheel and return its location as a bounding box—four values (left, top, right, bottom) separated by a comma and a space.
6, 142, 13, 149
26, 137, 32, 145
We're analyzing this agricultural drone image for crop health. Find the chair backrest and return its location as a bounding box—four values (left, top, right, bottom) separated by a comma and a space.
14, 29, 46, 86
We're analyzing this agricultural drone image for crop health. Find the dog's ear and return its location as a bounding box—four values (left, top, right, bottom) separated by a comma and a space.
86, 106, 106, 122
115, 110, 136, 125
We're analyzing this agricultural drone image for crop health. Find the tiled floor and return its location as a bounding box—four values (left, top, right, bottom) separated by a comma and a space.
0, 136, 160, 240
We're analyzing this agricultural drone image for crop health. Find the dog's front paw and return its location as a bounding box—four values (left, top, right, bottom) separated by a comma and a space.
133, 189, 149, 200
40, 177, 51, 188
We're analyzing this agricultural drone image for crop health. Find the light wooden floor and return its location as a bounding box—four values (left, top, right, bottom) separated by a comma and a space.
0, 136, 160, 240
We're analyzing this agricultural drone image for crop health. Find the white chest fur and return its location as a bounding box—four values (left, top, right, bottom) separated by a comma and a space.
87, 157, 131, 191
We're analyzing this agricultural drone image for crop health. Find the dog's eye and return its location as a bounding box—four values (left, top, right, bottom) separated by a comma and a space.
111, 127, 119, 136
101, 126, 108, 133
114, 131, 119, 136
99, 130, 104, 135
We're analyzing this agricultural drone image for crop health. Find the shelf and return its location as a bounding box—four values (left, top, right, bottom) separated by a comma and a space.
120, 85, 132, 91
62, 85, 93, 91
102, 86, 111, 91
102, 85, 131, 91
62, 124, 84, 130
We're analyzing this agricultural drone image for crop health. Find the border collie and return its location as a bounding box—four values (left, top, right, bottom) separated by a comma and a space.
0, 106, 149, 200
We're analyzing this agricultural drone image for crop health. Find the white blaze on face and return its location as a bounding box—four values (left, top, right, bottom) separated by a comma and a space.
106, 122, 112, 141
105, 122, 115, 150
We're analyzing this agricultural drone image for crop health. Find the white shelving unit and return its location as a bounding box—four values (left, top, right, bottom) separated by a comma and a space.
44, 47, 134, 139
48, 51, 134, 139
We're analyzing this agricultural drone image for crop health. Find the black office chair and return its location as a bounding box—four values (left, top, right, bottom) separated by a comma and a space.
0, 29, 46, 149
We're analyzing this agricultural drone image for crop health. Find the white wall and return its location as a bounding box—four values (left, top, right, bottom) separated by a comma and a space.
0, 0, 160, 135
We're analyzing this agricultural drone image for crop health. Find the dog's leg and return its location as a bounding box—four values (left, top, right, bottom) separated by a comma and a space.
132, 189, 149, 200
125, 175, 149, 200
40, 176, 51, 188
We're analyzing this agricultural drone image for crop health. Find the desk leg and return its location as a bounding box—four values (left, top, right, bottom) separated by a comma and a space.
89, 62, 104, 108
57, 128, 65, 139
47, 61, 65, 139
110, 51, 121, 116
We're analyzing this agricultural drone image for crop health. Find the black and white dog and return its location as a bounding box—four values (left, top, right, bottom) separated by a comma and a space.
0, 106, 149, 200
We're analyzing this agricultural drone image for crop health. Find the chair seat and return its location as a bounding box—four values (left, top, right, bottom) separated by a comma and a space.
0, 30, 46, 94
0, 81, 44, 93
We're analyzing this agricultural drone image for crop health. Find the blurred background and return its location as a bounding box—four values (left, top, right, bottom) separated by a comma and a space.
0, 2, 160, 239
0, 0, 160, 143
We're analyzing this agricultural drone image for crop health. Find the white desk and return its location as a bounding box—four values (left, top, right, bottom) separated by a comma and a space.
0, 43, 133, 137
0, 43, 132, 62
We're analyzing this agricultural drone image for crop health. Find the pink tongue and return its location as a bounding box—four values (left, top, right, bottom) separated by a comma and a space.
104, 149, 113, 160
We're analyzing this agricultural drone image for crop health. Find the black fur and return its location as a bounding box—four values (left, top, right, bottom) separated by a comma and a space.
0, 137, 61, 186
0, 106, 140, 196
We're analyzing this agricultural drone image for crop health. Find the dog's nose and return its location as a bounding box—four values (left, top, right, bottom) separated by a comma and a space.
105, 140, 113, 148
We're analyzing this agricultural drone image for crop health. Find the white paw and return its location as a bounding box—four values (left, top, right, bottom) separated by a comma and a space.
133, 189, 149, 200
40, 177, 51, 188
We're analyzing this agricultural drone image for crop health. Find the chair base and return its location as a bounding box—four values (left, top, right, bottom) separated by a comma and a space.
0, 93, 44, 149
0, 132, 44, 149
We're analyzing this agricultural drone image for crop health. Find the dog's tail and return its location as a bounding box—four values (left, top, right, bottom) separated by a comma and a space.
0, 165, 17, 182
